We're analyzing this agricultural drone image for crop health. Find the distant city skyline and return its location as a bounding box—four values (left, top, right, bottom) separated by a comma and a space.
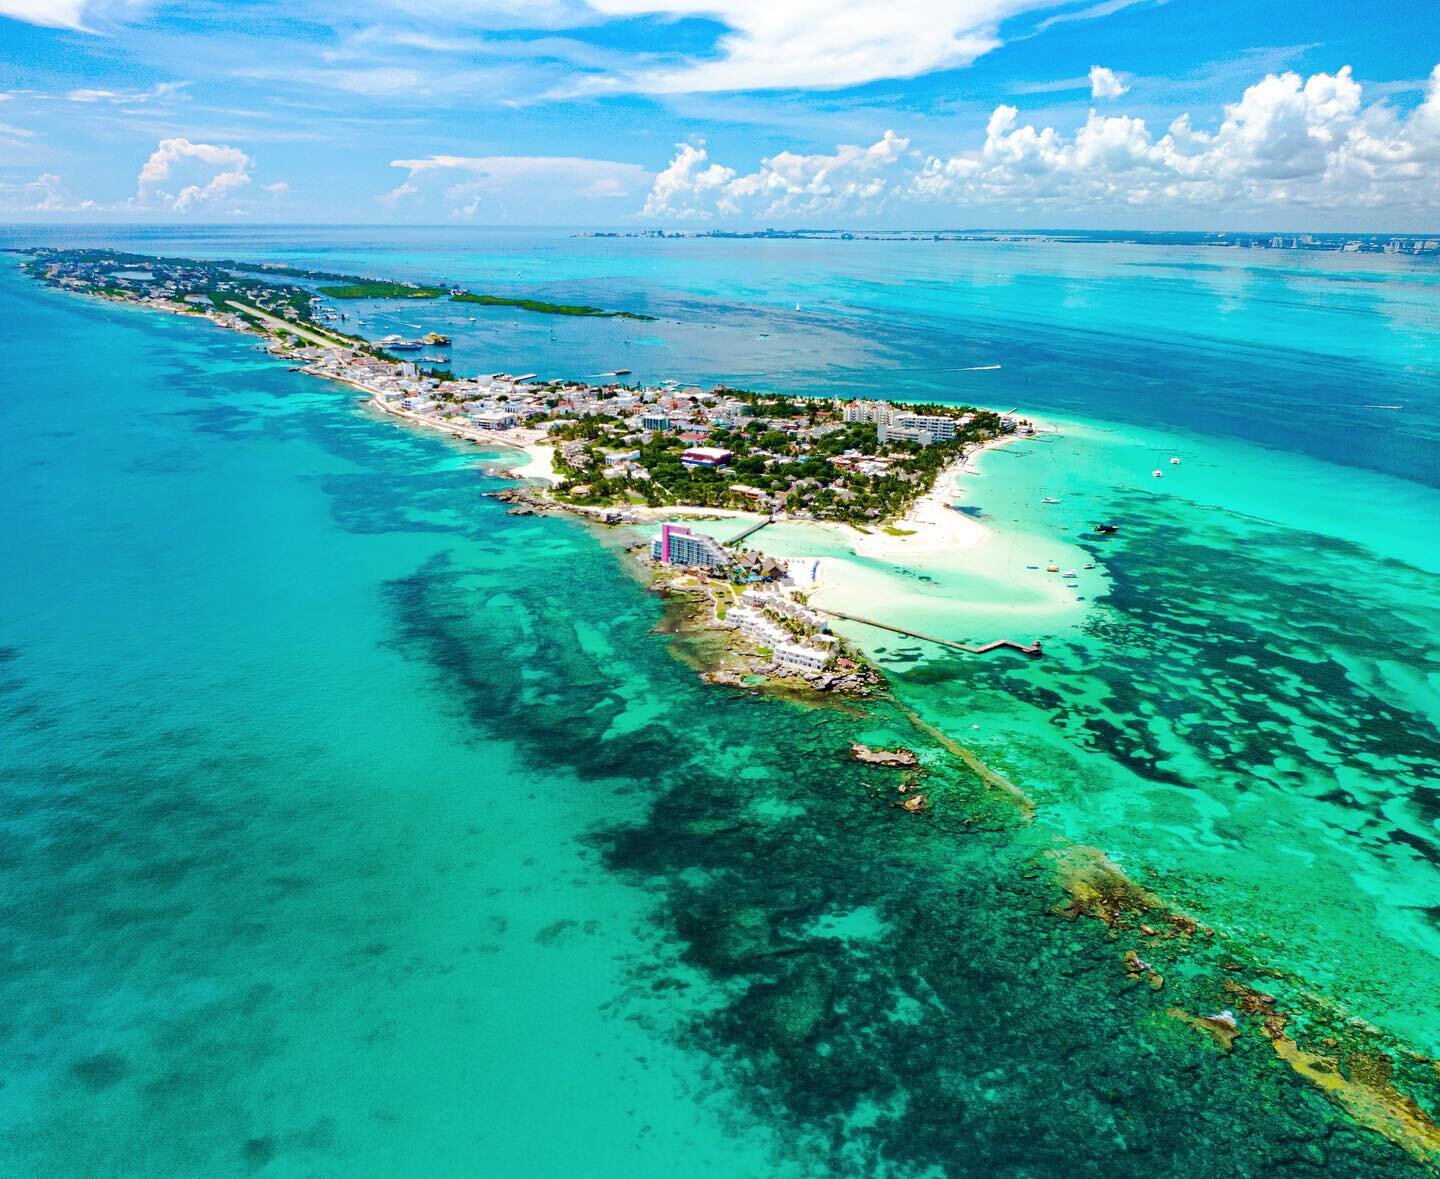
2, 0, 1438, 229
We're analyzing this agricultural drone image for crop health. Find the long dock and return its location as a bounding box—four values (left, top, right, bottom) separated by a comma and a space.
816, 608, 1042, 657
728, 514, 776, 545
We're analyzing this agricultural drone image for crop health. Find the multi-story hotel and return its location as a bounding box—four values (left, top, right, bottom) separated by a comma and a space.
650, 523, 730, 569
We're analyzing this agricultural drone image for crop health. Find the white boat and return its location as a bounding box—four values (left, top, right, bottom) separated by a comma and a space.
1152, 469, 1164, 478
1042, 496, 1060, 504
1170, 456, 1181, 465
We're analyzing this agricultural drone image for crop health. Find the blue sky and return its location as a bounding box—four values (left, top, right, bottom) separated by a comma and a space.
2, 0, 1438, 227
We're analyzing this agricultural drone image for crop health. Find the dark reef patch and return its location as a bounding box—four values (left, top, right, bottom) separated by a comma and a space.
376, 537, 1438, 1177
70, 1051, 128, 1092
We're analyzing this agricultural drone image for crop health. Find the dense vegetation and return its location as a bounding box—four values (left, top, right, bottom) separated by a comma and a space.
450, 292, 655, 320
318, 281, 448, 299
546, 393, 1006, 525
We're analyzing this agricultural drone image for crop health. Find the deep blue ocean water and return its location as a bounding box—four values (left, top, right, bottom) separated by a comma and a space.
2, 226, 1438, 1176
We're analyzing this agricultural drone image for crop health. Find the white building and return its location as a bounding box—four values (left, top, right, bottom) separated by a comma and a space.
879, 413, 962, 445
775, 642, 836, 672
842, 400, 889, 424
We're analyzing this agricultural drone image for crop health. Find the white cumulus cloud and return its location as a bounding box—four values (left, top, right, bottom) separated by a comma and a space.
644, 130, 911, 218
0, 171, 97, 213
135, 137, 253, 211
642, 64, 1440, 222
1089, 65, 1129, 99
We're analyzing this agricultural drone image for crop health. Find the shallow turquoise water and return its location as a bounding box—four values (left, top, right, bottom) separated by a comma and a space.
3, 231, 1439, 1175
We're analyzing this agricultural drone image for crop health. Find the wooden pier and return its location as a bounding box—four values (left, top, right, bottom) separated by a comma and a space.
816, 609, 1042, 657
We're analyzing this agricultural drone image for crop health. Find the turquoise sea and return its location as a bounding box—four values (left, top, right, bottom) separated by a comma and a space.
2, 226, 1438, 1176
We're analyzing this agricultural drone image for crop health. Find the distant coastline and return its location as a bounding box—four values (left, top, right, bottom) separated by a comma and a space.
578, 227, 1440, 256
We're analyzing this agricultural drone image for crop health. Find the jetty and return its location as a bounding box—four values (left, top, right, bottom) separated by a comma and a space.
728, 513, 777, 545
816, 608, 1042, 657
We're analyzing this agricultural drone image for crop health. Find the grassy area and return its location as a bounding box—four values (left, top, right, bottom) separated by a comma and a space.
450, 291, 655, 320
882, 525, 918, 536
318, 282, 448, 299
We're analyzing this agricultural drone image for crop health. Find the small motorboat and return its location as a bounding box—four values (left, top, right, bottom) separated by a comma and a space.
1170, 456, 1181, 465
1042, 496, 1060, 504
1026, 564, 1039, 570
1093, 524, 1119, 534
1083, 563, 1095, 569
1062, 569, 1077, 578
1046, 564, 1060, 573
1152, 469, 1164, 478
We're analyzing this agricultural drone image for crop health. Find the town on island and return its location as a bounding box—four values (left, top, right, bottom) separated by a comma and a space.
17, 247, 1038, 697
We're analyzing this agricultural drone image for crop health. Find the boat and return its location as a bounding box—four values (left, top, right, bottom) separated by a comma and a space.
613, 368, 632, 376
1093, 524, 1119, 534
1042, 496, 1060, 504
1026, 564, 1039, 570
1152, 469, 1164, 478
795, 302, 801, 311
1083, 562, 1095, 569
1046, 564, 1060, 573
1062, 569, 1077, 578
1169, 456, 1181, 465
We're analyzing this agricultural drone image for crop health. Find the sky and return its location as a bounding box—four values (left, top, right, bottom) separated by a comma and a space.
1, 0, 1438, 228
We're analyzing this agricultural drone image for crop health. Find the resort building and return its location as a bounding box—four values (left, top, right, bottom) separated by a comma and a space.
641, 411, 670, 431
650, 523, 730, 569
842, 399, 890, 424
774, 642, 837, 672
680, 446, 734, 469
879, 413, 961, 445
471, 409, 518, 430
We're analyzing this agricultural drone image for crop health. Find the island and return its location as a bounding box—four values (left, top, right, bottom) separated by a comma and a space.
12, 248, 656, 331
15, 246, 1032, 696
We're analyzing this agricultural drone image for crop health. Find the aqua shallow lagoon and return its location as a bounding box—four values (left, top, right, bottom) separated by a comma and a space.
3, 236, 1440, 1174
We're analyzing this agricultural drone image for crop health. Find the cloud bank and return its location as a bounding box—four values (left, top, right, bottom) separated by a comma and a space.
644, 64, 1440, 221
388, 153, 651, 216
